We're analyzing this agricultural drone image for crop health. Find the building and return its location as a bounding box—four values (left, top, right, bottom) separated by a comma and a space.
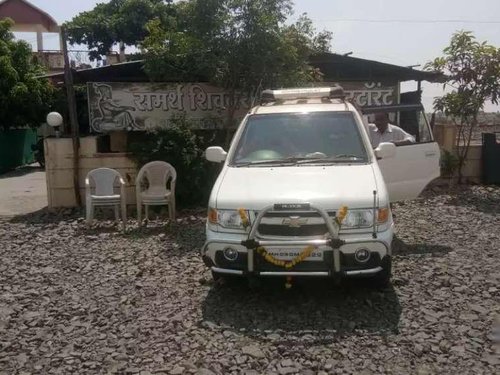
0, 0, 119, 73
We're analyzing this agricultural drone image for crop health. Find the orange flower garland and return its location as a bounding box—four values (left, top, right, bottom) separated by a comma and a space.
237, 206, 349, 288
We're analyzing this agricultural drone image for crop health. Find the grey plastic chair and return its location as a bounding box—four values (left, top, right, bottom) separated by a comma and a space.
85, 168, 127, 231
136, 161, 177, 225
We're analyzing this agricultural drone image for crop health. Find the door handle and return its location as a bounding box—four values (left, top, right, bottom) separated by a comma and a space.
425, 151, 437, 157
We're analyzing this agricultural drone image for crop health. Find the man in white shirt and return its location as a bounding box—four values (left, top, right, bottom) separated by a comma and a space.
369, 112, 415, 148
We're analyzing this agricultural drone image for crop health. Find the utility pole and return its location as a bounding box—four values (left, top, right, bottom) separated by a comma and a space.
61, 25, 81, 206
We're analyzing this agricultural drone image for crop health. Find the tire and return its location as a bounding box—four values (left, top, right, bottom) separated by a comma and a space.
372, 256, 392, 288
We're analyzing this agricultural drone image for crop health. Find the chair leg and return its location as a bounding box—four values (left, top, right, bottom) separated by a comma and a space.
137, 201, 142, 226
114, 205, 120, 224
121, 202, 127, 233
145, 205, 149, 224
86, 202, 93, 227
172, 199, 176, 220
168, 203, 174, 221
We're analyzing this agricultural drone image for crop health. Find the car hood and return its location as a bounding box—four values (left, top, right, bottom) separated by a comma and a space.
213, 164, 381, 210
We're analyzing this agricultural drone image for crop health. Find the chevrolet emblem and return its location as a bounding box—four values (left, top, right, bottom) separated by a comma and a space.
282, 216, 308, 228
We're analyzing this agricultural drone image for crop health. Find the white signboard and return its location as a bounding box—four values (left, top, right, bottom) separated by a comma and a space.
324, 81, 399, 107
87, 81, 398, 133
87, 82, 252, 132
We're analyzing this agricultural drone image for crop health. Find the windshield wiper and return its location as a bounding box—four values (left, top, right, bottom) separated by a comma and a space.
296, 154, 365, 164
234, 155, 364, 167
234, 156, 312, 167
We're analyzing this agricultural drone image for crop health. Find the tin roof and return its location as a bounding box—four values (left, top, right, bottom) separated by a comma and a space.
310, 52, 445, 83
41, 53, 445, 84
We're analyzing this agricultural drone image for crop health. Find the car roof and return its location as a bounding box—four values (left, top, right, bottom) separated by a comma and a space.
250, 99, 356, 115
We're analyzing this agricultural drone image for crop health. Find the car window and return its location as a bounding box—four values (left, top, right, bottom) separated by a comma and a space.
364, 109, 433, 145
231, 111, 368, 165
418, 112, 433, 142
398, 109, 433, 143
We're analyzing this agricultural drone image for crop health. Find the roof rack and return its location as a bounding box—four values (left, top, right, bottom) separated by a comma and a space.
361, 104, 425, 114
261, 85, 345, 103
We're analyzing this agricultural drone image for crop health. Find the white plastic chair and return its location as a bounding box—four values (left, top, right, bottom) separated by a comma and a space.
85, 168, 127, 231
136, 161, 177, 225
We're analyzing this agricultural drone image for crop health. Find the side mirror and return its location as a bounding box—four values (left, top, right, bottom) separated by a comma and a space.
374, 142, 396, 159
205, 146, 227, 163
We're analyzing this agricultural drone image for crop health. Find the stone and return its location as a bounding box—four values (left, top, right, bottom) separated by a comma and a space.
241, 345, 265, 359
170, 366, 185, 375
1, 186, 499, 374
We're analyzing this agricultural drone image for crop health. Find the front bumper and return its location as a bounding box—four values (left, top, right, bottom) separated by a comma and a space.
202, 226, 393, 278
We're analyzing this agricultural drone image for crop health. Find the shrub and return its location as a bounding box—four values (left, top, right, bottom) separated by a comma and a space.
127, 117, 222, 208
440, 149, 459, 178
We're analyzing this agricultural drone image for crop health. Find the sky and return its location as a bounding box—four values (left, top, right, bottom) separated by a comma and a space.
20, 0, 500, 111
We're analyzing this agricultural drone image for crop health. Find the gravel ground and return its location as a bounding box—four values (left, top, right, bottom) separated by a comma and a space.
0, 186, 499, 375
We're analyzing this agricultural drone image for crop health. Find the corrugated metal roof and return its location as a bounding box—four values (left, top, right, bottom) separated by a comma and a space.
40, 53, 445, 84
310, 52, 445, 83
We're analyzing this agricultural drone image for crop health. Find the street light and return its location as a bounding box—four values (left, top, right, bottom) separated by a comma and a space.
46, 112, 63, 138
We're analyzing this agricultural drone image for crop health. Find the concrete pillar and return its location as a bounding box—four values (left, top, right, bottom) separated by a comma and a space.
59, 31, 64, 52
119, 41, 126, 62
36, 28, 43, 51
434, 123, 457, 153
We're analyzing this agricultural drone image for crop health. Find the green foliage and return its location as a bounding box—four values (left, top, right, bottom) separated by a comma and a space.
142, 0, 333, 101
426, 31, 500, 182
0, 19, 55, 130
440, 149, 459, 177
127, 117, 221, 208
64, 0, 175, 60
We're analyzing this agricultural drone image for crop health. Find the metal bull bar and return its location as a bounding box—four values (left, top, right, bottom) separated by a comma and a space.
204, 192, 386, 277
241, 203, 346, 276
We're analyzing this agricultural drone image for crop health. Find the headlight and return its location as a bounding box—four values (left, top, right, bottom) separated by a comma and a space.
208, 208, 249, 229
343, 209, 374, 228
342, 207, 390, 229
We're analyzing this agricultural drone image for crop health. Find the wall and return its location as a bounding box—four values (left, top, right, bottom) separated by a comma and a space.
458, 144, 482, 183
0, 129, 36, 173
433, 124, 482, 183
433, 123, 457, 153
45, 137, 138, 208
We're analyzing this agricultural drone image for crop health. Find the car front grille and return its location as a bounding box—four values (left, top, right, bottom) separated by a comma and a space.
254, 210, 336, 237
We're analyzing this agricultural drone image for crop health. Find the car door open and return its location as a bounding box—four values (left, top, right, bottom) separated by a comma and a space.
363, 105, 441, 202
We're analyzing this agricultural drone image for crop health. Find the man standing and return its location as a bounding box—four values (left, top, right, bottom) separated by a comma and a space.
369, 112, 415, 148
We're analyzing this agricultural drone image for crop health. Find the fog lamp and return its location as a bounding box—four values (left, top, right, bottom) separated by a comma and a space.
355, 248, 371, 263
223, 247, 239, 261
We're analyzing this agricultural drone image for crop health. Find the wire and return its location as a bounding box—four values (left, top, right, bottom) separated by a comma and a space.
315, 18, 500, 24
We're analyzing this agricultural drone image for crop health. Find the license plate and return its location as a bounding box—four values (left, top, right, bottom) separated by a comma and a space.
265, 248, 324, 261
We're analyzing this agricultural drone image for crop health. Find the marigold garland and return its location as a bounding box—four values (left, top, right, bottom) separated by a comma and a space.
238, 208, 250, 229
237, 205, 349, 288
256, 245, 316, 269
336, 205, 348, 225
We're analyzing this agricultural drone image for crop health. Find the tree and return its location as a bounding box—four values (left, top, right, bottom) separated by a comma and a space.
426, 31, 500, 182
0, 19, 54, 130
64, 0, 174, 60
142, 0, 333, 139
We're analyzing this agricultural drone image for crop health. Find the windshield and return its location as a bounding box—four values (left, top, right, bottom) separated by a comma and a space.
231, 111, 368, 166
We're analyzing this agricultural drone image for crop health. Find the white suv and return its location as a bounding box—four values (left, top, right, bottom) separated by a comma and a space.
202, 87, 439, 285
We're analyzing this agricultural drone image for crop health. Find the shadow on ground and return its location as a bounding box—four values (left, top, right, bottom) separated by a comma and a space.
444, 185, 500, 215
0, 165, 43, 179
202, 278, 401, 337
7, 207, 80, 224
392, 236, 452, 256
